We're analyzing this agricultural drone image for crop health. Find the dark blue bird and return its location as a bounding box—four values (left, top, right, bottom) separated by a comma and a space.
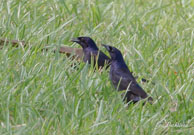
102, 44, 153, 104
71, 37, 111, 68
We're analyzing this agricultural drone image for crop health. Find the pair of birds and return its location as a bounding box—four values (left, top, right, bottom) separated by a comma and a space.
71, 37, 153, 104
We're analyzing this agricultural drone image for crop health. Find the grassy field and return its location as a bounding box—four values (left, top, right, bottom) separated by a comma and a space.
0, 0, 194, 134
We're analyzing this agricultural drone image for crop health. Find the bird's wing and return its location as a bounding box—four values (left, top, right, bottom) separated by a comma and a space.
111, 67, 135, 89
113, 68, 148, 98
99, 51, 111, 61
129, 82, 148, 98
113, 67, 135, 82
98, 51, 110, 59
90, 51, 110, 67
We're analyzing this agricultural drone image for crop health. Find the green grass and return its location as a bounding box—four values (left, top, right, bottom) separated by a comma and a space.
0, 0, 194, 134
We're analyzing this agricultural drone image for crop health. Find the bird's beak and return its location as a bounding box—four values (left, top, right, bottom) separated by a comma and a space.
71, 38, 80, 43
102, 44, 111, 52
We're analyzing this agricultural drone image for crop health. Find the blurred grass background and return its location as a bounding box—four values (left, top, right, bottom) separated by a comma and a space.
0, 0, 194, 134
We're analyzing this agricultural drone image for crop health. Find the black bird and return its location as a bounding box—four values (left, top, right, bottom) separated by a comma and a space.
102, 44, 153, 104
71, 37, 111, 68
71, 37, 151, 83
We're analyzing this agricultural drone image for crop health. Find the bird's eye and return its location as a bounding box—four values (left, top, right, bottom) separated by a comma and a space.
81, 38, 87, 44
80, 38, 85, 42
80, 38, 88, 47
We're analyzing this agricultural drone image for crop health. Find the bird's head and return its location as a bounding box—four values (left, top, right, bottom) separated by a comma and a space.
102, 44, 123, 61
71, 37, 98, 50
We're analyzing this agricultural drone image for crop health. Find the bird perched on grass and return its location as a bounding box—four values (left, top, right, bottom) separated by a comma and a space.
102, 44, 153, 104
71, 37, 111, 69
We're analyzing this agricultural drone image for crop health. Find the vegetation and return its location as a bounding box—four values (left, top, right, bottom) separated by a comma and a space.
0, 0, 194, 134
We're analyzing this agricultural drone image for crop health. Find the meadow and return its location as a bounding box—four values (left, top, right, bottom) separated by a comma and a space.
0, 0, 194, 134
